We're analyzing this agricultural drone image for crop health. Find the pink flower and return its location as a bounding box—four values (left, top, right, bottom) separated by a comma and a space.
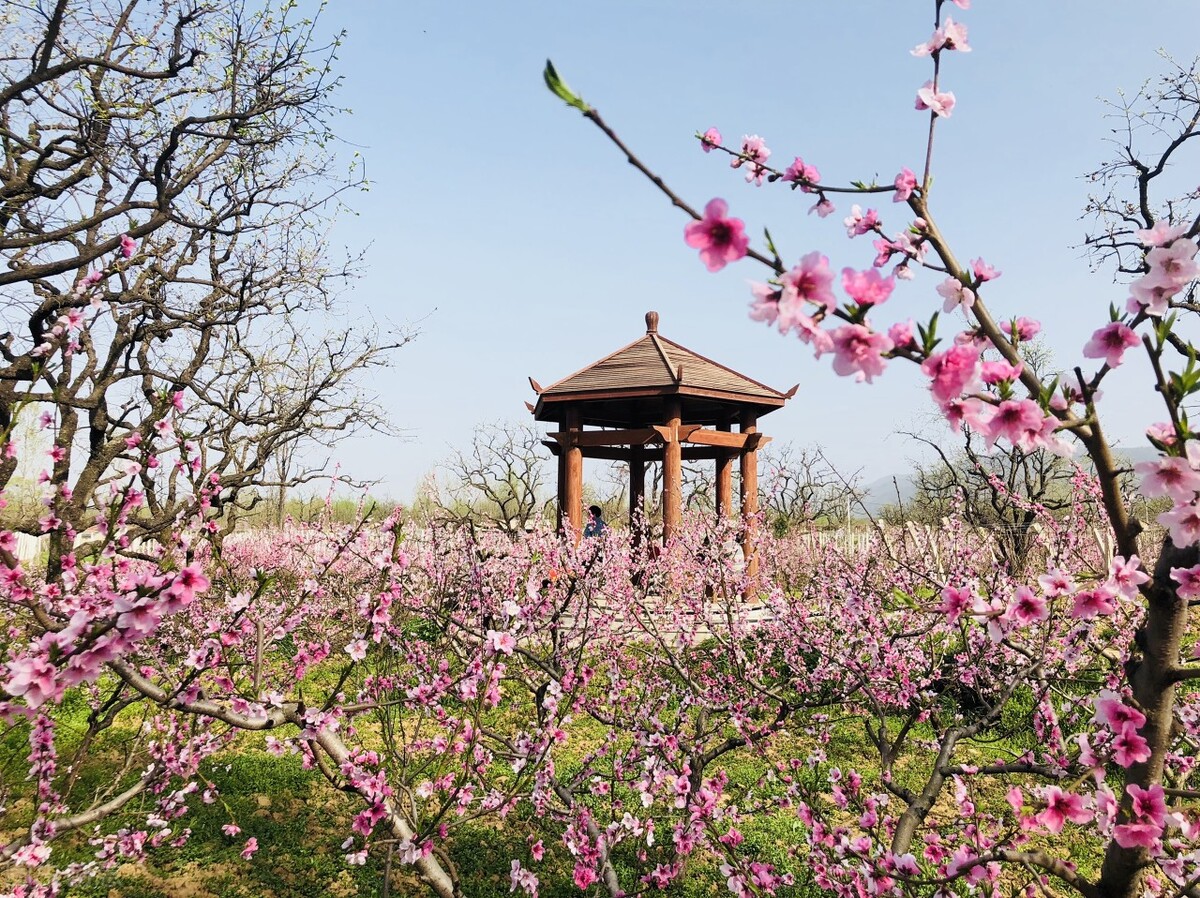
1006, 786, 1024, 817
172, 390, 186, 412
1107, 555, 1149, 599
1126, 784, 1167, 826
573, 863, 598, 889
531, 839, 545, 861
1136, 456, 1200, 503
784, 157, 820, 190
922, 344, 982, 403
1070, 586, 1117, 619
345, 639, 368, 661
1170, 563, 1200, 598
511, 860, 539, 895
699, 127, 721, 152
166, 564, 210, 608
936, 277, 975, 313
11, 843, 51, 867
76, 269, 104, 295
941, 17, 971, 51
1112, 729, 1151, 768
873, 237, 901, 267
888, 320, 916, 350
844, 205, 880, 237
980, 359, 1022, 385
792, 315, 834, 355
1011, 317, 1041, 341
893, 167, 917, 202
748, 282, 781, 328
1136, 221, 1189, 247
119, 234, 137, 258
487, 629, 516, 655
731, 135, 770, 185
1076, 733, 1100, 771
222, 824, 242, 836
241, 836, 259, 859
809, 197, 835, 217
828, 325, 893, 383
942, 398, 992, 437
1038, 568, 1075, 597
62, 308, 84, 332
1113, 821, 1162, 849
684, 199, 749, 272
841, 268, 894, 307
4, 654, 58, 709
1083, 322, 1140, 368
780, 252, 836, 310
980, 398, 1046, 450
912, 17, 971, 56
915, 81, 956, 117
1094, 691, 1147, 733
971, 594, 1009, 642
115, 596, 163, 635
1007, 586, 1047, 625
1146, 238, 1199, 290
972, 258, 1001, 282
1146, 422, 1177, 446
1158, 500, 1200, 547
1037, 787, 1091, 833
938, 584, 975, 620
1129, 274, 1174, 317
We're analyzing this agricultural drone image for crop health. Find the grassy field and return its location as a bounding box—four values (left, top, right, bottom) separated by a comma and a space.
1, 652, 1103, 897
3, 688, 823, 898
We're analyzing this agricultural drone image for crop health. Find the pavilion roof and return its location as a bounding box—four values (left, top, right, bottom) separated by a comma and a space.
530, 311, 794, 424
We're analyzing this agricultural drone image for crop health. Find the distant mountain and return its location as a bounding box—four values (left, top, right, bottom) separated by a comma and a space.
859, 474, 918, 516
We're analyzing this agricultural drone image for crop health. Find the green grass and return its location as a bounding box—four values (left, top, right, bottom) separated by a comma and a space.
2, 634, 1103, 898
51, 749, 391, 897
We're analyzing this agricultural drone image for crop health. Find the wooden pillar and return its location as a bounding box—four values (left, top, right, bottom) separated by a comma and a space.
564, 407, 583, 538
629, 445, 645, 532
663, 398, 682, 542
739, 410, 759, 577
715, 418, 733, 520
556, 437, 567, 532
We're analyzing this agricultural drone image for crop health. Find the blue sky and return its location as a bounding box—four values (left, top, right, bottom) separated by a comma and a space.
311, 1, 1200, 501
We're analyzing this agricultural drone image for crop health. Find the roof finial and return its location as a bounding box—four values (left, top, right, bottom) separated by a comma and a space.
645, 310, 659, 334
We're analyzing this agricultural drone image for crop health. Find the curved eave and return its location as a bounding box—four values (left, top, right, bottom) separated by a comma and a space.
531, 383, 789, 422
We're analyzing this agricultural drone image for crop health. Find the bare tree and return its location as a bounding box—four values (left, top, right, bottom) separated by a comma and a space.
890, 427, 1080, 573
759, 443, 861, 532
437, 421, 548, 535
0, 1, 407, 556
1083, 54, 1200, 280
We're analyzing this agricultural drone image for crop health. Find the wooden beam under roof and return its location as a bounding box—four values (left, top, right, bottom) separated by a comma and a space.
540, 441, 728, 462
650, 423, 701, 443
683, 429, 770, 450
546, 427, 661, 447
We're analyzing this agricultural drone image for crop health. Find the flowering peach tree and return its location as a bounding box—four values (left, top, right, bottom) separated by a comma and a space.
544, 1, 1200, 896
4, 3, 1200, 898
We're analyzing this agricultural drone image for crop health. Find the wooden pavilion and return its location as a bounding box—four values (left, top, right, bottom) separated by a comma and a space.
528, 311, 794, 571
